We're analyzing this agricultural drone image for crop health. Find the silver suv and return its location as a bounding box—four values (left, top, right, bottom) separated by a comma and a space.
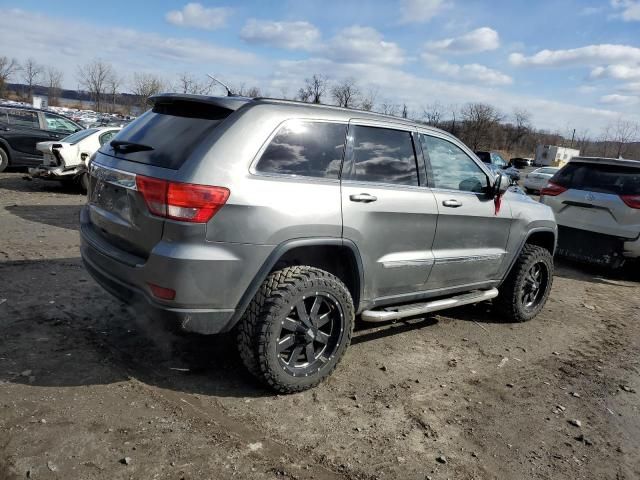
540, 157, 640, 267
80, 94, 557, 392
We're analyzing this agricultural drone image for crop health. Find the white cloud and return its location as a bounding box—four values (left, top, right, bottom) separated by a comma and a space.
399, 0, 450, 23
600, 93, 640, 105
590, 64, 640, 80
0, 8, 257, 90
325, 26, 405, 65
620, 81, 640, 93
423, 54, 512, 85
425, 27, 500, 54
580, 5, 606, 15
509, 44, 640, 67
611, 0, 640, 21
165, 3, 231, 30
240, 19, 320, 50
272, 57, 638, 131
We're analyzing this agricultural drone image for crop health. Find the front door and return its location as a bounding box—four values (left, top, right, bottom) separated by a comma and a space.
419, 133, 512, 290
341, 122, 438, 303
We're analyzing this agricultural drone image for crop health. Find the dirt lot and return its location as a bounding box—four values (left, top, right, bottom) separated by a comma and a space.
1, 171, 639, 480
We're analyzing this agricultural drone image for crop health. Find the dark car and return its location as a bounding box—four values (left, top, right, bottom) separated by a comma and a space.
0, 105, 83, 171
510, 157, 532, 169
475, 150, 521, 182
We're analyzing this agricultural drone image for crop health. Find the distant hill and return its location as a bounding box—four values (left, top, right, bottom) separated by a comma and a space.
5, 82, 138, 104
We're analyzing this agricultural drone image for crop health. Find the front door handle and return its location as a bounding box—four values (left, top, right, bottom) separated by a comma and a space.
442, 199, 463, 208
350, 193, 377, 203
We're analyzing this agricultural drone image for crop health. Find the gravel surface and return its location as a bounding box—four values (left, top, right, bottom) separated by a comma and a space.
1, 172, 639, 479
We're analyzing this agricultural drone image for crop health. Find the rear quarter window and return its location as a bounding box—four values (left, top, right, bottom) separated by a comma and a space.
255, 120, 346, 179
553, 162, 640, 195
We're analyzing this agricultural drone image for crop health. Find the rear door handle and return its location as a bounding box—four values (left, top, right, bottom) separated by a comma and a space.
349, 193, 377, 203
442, 199, 463, 208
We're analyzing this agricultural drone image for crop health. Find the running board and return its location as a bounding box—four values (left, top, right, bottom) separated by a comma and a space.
360, 288, 499, 323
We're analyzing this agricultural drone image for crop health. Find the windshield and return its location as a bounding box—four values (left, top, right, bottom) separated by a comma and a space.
62, 128, 98, 145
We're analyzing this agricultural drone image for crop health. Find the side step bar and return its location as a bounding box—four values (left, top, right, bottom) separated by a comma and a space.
360, 288, 499, 323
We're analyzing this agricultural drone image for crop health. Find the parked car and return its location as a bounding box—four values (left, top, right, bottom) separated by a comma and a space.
81, 94, 557, 393
540, 157, 640, 268
475, 150, 521, 182
523, 167, 560, 193
30, 127, 121, 191
0, 105, 83, 171
510, 157, 533, 169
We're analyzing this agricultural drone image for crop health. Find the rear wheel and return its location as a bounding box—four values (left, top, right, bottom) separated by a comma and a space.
79, 172, 89, 194
0, 147, 9, 172
496, 244, 554, 322
236, 266, 354, 393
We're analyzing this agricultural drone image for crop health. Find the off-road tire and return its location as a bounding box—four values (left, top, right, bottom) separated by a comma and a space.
496, 244, 554, 322
0, 147, 9, 172
236, 266, 354, 393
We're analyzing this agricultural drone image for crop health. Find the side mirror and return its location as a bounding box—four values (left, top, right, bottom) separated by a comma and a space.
493, 172, 510, 196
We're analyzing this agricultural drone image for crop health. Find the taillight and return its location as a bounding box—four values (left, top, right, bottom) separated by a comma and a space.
135, 175, 230, 223
148, 283, 176, 300
540, 182, 567, 197
621, 194, 640, 209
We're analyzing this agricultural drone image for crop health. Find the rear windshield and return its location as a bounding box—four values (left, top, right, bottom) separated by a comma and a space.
63, 128, 97, 144
103, 100, 232, 169
537, 167, 558, 175
552, 162, 640, 195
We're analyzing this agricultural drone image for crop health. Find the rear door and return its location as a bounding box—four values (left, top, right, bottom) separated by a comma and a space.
341, 122, 438, 301
420, 133, 512, 290
544, 161, 640, 239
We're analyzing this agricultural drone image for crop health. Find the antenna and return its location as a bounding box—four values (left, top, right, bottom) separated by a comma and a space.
207, 74, 234, 97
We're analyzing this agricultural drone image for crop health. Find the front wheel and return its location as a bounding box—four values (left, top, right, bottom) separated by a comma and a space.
496, 244, 554, 322
236, 266, 354, 393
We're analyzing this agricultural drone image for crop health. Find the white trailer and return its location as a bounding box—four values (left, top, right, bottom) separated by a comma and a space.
534, 145, 580, 167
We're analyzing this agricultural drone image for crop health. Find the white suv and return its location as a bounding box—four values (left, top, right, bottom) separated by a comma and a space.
540, 157, 640, 268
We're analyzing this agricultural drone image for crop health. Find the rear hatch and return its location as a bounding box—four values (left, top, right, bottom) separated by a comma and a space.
544, 160, 640, 239
86, 95, 248, 260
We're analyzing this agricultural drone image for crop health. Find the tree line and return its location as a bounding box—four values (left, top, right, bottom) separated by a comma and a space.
1, 55, 639, 159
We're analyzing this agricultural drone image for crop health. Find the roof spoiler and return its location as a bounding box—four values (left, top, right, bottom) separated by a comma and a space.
148, 93, 252, 112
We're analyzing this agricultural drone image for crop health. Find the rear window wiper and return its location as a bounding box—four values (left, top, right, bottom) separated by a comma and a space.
110, 140, 154, 153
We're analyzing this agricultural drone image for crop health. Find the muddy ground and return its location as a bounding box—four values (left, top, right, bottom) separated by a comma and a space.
0, 171, 639, 480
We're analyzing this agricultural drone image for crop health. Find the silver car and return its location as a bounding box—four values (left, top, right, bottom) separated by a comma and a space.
540, 157, 640, 267
80, 94, 557, 392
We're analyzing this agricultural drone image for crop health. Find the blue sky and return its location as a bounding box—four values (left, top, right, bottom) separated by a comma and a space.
1, 0, 640, 132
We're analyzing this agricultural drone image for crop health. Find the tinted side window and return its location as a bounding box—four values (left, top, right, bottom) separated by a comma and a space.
347, 125, 418, 186
44, 113, 79, 134
256, 121, 346, 179
421, 135, 487, 193
6, 109, 39, 128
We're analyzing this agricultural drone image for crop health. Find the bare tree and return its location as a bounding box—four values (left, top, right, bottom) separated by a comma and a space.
423, 102, 445, 127
359, 88, 378, 111
331, 78, 359, 108
459, 102, 503, 150
106, 74, 122, 113
46, 67, 64, 106
297, 74, 328, 104
611, 118, 639, 158
77, 60, 115, 112
505, 108, 531, 152
0, 56, 20, 97
401, 104, 409, 119
22, 58, 43, 102
131, 73, 164, 110
175, 73, 212, 95
379, 103, 399, 116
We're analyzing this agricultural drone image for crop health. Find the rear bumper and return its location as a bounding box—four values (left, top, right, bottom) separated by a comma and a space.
79, 206, 272, 334
556, 226, 640, 266
28, 165, 78, 179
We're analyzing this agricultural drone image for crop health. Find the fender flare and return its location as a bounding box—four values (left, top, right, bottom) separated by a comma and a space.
227, 237, 365, 329
500, 227, 557, 285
